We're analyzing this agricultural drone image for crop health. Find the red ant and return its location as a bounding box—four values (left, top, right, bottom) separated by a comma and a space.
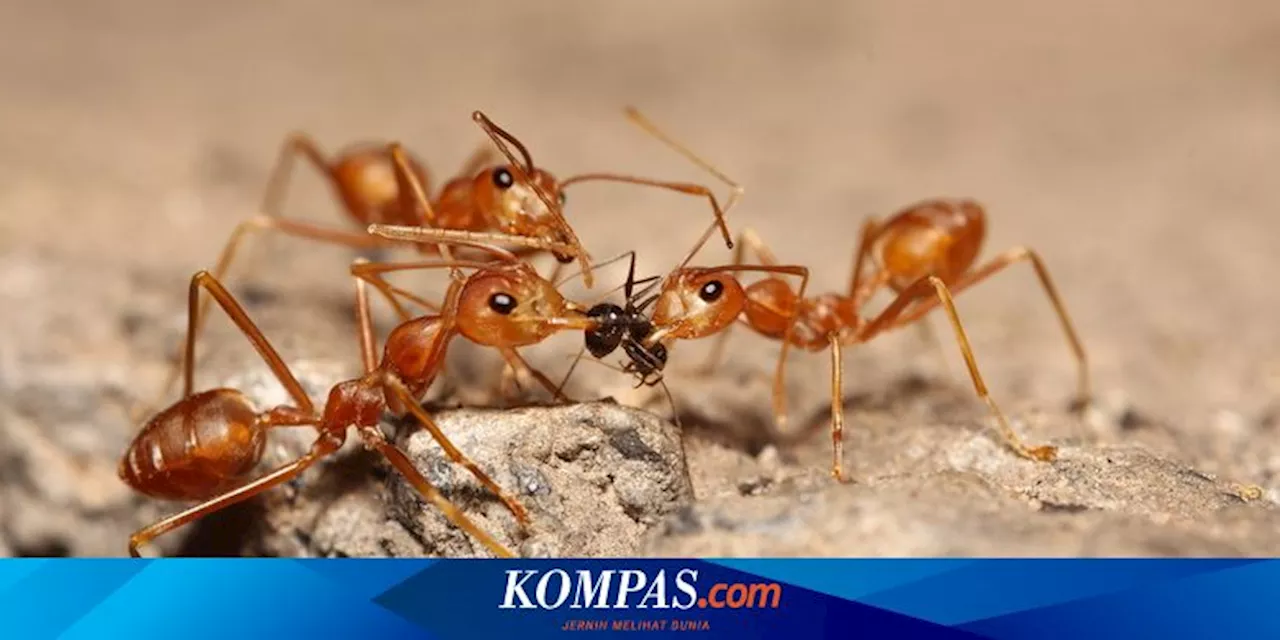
119, 229, 612, 559
206, 109, 734, 306
575, 108, 1090, 481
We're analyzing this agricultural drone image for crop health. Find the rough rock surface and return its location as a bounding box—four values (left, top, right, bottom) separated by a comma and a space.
252, 402, 694, 558
3, 1, 1280, 558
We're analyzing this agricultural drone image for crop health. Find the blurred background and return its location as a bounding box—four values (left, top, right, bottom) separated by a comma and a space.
1, 0, 1278, 556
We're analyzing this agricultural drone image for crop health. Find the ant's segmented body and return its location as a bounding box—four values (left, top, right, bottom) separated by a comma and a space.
598, 108, 1090, 481
120, 231, 603, 558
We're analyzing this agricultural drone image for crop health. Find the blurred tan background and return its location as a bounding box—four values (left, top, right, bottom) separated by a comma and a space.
1, 1, 1279, 555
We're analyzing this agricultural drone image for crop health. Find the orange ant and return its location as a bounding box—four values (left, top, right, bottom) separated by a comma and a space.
119, 230, 610, 559
573, 108, 1091, 481
138, 111, 734, 420
207, 109, 734, 306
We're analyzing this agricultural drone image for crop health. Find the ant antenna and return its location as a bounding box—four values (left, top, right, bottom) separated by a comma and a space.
472, 111, 535, 171
554, 250, 638, 289
554, 346, 589, 399
556, 353, 688, 489
623, 250, 640, 300
657, 377, 682, 430
655, 375, 695, 498
622, 106, 745, 274
617, 250, 663, 309
585, 274, 660, 308
366, 225, 573, 260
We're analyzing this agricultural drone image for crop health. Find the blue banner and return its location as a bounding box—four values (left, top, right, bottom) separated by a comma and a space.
1, 559, 1276, 639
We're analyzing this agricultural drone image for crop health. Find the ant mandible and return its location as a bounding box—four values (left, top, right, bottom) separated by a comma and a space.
119, 230, 604, 558
593, 108, 1091, 481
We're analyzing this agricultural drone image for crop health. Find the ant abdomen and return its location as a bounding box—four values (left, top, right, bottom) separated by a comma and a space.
118, 389, 267, 501
876, 198, 987, 290
330, 146, 432, 228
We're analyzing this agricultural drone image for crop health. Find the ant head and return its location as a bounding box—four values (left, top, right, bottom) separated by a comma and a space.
455, 263, 585, 347
649, 268, 746, 341
584, 303, 627, 358
472, 165, 569, 245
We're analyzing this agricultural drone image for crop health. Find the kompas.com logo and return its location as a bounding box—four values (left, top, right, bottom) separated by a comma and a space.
498, 568, 783, 610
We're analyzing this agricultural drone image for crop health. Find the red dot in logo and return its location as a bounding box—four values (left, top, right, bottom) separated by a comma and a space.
697, 598, 707, 608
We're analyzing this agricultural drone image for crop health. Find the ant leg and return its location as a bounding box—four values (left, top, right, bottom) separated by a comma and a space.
692, 264, 810, 434
349, 256, 512, 321
827, 333, 851, 483
847, 217, 884, 301
498, 360, 526, 404
136, 220, 395, 423
381, 374, 532, 527
498, 347, 572, 404
698, 228, 779, 375
559, 173, 735, 251
367, 225, 579, 265
198, 134, 389, 333
353, 263, 379, 374
543, 259, 567, 289
553, 346, 589, 400
355, 424, 514, 558
387, 144, 453, 265
911, 317, 956, 381
621, 106, 746, 225
349, 257, 448, 375
855, 276, 1057, 462
129, 435, 340, 557
845, 218, 955, 375
259, 133, 331, 221
888, 247, 1090, 408
351, 264, 440, 323
171, 271, 316, 412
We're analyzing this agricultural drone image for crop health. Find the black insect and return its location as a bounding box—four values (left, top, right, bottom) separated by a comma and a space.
582, 252, 667, 387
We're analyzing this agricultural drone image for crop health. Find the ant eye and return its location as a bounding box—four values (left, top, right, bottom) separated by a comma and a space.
488, 292, 517, 315
698, 280, 724, 302
559, 191, 567, 207
492, 167, 514, 190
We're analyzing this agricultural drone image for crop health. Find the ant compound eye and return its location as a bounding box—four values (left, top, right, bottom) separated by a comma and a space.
559, 191, 567, 207
488, 292, 517, 315
698, 280, 724, 302
492, 167, 514, 190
